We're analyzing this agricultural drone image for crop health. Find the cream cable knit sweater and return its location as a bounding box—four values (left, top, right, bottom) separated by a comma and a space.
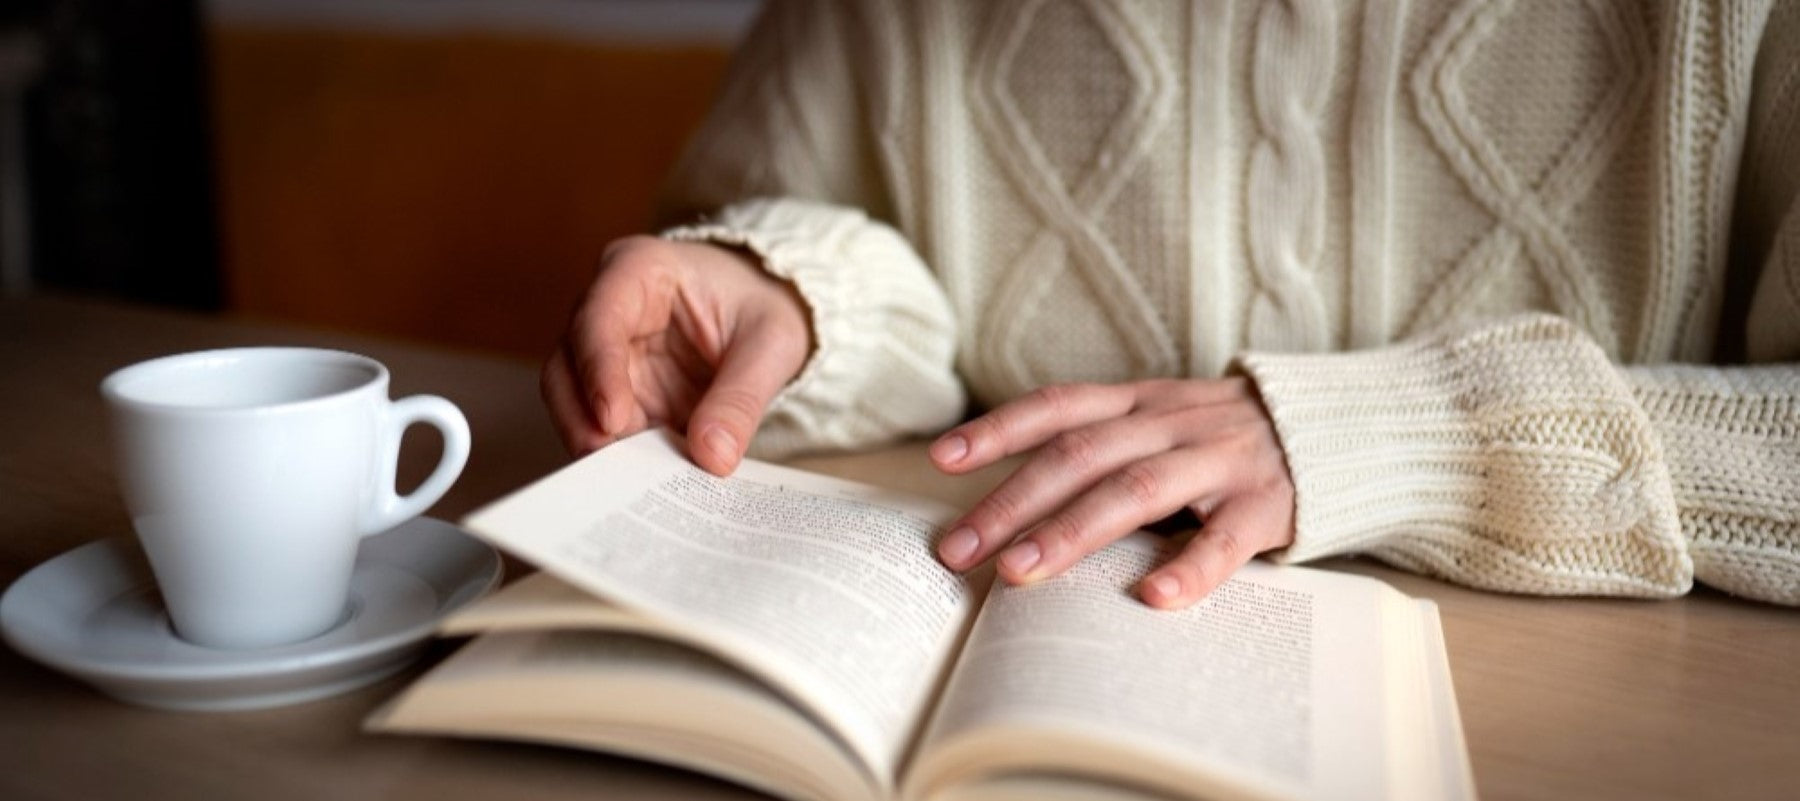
657, 0, 1800, 605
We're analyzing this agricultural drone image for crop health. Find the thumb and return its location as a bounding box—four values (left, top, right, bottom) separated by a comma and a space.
687, 320, 807, 475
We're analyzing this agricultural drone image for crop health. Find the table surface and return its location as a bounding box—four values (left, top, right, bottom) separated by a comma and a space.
3, 294, 1797, 801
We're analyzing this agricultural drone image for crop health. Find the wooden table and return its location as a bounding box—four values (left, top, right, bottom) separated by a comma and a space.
3, 294, 1797, 801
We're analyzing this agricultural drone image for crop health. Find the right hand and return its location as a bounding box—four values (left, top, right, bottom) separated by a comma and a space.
542, 236, 812, 475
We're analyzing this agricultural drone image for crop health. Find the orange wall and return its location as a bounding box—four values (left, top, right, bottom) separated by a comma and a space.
208, 27, 732, 357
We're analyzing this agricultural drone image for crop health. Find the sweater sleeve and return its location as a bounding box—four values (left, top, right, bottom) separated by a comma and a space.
1235, 314, 1697, 601
1233, 7, 1800, 607
653, 1, 964, 458
1622, 366, 1800, 605
662, 199, 963, 460
1238, 314, 1800, 607
1641, 3, 1800, 605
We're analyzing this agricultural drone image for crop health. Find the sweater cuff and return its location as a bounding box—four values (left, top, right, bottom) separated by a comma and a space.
662, 197, 965, 459
1626, 365, 1800, 605
1236, 314, 1693, 598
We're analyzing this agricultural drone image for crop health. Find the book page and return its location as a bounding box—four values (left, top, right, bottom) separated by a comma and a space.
1418, 604, 1477, 801
435, 570, 656, 636
368, 630, 880, 801
912, 533, 1425, 801
460, 429, 979, 786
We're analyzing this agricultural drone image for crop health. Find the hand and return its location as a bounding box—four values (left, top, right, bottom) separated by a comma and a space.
930, 378, 1295, 609
542, 236, 812, 474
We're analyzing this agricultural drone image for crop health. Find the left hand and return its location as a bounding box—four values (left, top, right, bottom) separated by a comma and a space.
930, 377, 1295, 609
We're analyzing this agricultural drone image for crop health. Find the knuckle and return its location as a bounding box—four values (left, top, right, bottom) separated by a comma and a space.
597, 236, 686, 294
704, 386, 766, 426
1220, 422, 1274, 464
1031, 382, 1084, 417
1257, 472, 1296, 505
601, 234, 669, 268
1218, 425, 1255, 459
1037, 516, 1089, 555
1110, 462, 1163, 509
1134, 378, 1180, 405
977, 486, 1027, 528
1045, 429, 1102, 474
964, 413, 1009, 450
1206, 526, 1247, 563
1190, 496, 1219, 520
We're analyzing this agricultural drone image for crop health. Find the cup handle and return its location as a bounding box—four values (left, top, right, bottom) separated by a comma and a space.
364, 394, 471, 535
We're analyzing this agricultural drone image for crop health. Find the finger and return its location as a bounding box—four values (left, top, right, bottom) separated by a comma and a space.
661, 321, 717, 390
1139, 493, 1290, 609
1129, 375, 1256, 413
541, 349, 608, 456
990, 447, 1231, 585
639, 346, 704, 427
571, 244, 677, 435
686, 320, 807, 476
937, 416, 1177, 570
931, 382, 1137, 474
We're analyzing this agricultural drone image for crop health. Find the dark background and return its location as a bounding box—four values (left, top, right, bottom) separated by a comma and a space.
1, 0, 750, 358
6, 0, 221, 310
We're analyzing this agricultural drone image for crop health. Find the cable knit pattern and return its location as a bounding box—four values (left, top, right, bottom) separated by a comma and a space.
1243, 0, 1334, 352
966, 0, 1181, 393
1406, 0, 1650, 354
1641, 0, 1769, 361
1239, 315, 1692, 598
1346, 0, 1407, 349
652, 0, 1800, 604
662, 199, 965, 459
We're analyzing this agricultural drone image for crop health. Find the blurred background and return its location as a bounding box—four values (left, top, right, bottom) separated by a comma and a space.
1, 0, 759, 358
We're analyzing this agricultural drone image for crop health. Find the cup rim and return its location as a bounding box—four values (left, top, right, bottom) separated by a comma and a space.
101, 347, 390, 416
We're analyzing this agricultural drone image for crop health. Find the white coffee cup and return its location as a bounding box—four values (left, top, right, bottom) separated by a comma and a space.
101, 347, 471, 650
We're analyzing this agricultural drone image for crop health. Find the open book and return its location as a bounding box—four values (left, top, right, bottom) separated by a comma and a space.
368, 430, 1474, 801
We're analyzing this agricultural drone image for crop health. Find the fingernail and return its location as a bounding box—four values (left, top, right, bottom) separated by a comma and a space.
704, 427, 737, 467
1146, 573, 1181, 605
931, 434, 968, 465
999, 541, 1041, 579
939, 526, 979, 567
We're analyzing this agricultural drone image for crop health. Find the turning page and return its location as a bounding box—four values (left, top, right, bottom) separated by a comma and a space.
370, 630, 878, 801
909, 533, 1466, 801
460, 429, 980, 785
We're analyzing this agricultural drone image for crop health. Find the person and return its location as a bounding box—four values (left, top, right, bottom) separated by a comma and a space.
542, 0, 1800, 609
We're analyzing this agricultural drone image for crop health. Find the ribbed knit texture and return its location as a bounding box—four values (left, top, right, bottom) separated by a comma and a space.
1625, 365, 1800, 604
1238, 315, 1692, 598
656, 0, 1800, 604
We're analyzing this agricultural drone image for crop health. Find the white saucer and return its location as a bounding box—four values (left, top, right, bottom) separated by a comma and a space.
1, 516, 502, 711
